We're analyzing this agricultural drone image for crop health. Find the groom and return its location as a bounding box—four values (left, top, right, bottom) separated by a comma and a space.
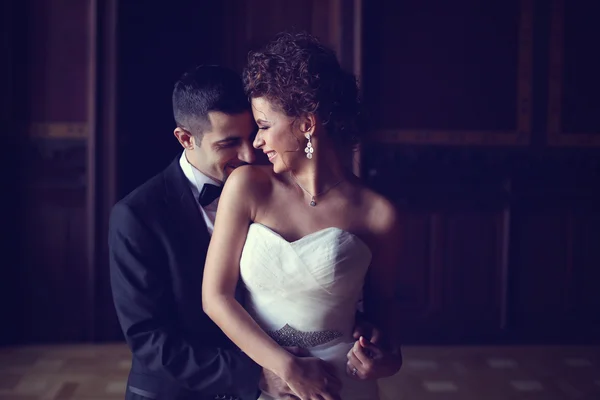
109, 65, 391, 400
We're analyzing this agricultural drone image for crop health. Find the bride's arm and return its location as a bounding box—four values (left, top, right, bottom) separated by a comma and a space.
201, 166, 293, 377
203, 167, 342, 400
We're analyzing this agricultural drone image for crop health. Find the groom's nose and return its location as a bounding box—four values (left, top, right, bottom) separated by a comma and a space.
238, 141, 256, 164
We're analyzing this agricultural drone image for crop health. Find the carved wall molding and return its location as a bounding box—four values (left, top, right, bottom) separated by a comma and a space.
368, 0, 534, 146
370, 129, 529, 146
28, 122, 89, 139
547, 0, 600, 147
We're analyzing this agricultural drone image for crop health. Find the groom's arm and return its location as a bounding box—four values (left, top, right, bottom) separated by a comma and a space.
108, 202, 261, 398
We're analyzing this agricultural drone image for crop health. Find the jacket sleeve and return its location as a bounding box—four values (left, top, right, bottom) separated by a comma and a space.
108, 202, 261, 398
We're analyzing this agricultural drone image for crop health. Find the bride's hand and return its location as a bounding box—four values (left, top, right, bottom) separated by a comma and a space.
283, 356, 342, 400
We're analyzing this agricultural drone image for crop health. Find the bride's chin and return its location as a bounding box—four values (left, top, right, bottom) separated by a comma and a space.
271, 156, 304, 175
272, 164, 288, 174
271, 159, 290, 174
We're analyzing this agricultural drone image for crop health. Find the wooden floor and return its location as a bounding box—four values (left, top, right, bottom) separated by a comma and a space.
0, 344, 599, 399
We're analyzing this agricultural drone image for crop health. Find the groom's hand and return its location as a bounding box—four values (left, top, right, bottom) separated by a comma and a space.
352, 315, 383, 345
259, 347, 311, 399
346, 336, 402, 380
260, 368, 296, 399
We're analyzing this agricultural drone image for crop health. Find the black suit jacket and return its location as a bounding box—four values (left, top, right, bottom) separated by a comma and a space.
109, 157, 261, 400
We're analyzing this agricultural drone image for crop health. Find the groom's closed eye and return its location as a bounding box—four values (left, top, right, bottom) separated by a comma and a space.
214, 137, 242, 149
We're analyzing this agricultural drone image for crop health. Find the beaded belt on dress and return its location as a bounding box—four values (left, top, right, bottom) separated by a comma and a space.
266, 324, 343, 348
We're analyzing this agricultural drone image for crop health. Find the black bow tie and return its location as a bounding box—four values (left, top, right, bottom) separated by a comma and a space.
198, 183, 222, 207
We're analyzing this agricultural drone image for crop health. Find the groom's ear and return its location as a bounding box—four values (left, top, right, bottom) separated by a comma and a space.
174, 127, 195, 149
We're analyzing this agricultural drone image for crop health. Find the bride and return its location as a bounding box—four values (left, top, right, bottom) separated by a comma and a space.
202, 32, 402, 400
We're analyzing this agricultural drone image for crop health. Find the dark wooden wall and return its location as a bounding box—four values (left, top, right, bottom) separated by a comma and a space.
362, 0, 600, 344
4, 0, 599, 345
2, 0, 94, 344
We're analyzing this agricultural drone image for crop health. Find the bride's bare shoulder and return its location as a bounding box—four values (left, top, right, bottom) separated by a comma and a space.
222, 165, 276, 200
357, 185, 400, 236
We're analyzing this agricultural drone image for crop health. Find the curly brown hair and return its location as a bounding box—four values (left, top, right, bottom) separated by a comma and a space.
243, 31, 362, 149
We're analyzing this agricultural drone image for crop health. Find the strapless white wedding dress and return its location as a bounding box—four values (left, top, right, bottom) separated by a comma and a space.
240, 223, 379, 400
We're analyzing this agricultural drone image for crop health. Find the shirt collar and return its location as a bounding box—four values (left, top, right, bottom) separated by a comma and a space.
179, 151, 221, 200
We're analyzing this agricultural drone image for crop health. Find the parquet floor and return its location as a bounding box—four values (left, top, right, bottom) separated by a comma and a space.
0, 344, 599, 399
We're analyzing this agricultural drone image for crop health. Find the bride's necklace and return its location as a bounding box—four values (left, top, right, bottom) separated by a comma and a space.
289, 172, 344, 207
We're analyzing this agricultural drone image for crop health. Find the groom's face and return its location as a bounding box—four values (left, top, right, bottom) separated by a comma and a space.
192, 111, 257, 183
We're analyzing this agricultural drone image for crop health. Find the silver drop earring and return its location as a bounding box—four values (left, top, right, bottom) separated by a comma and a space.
304, 133, 314, 159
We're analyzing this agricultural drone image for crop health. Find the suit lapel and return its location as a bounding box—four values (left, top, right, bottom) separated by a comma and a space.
162, 156, 245, 303
163, 157, 211, 253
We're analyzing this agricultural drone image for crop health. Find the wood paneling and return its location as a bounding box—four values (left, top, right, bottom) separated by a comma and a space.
547, 0, 600, 146
502, 161, 600, 342
441, 210, 505, 337
367, 149, 511, 343
14, 0, 96, 344
1, 0, 27, 345
392, 207, 507, 343
510, 192, 600, 342
510, 206, 571, 336
222, 0, 360, 73
365, 144, 600, 344
21, 194, 88, 342
26, 0, 94, 122
363, 0, 533, 146
11, 0, 600, 347
391, 211, 444, 339
571, 210, 600, 328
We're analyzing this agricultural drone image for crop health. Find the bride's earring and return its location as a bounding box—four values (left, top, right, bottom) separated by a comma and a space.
304, 133, 314, 159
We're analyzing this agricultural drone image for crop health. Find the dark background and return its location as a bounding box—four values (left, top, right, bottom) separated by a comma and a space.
1, 0, 599, 346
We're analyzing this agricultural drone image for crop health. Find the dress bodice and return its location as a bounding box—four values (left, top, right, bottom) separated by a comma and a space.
239, 223, 379, 399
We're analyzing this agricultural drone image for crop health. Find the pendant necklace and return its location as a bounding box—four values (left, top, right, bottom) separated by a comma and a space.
289, 172, 344, 207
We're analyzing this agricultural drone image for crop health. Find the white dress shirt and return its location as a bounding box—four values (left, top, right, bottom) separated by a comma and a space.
179, 151, 221, 235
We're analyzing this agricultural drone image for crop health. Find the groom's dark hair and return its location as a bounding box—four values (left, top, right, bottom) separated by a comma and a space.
172, 65, 250, 139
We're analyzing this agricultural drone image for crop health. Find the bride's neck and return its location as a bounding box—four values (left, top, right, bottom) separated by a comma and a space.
289, 140, 346, 196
